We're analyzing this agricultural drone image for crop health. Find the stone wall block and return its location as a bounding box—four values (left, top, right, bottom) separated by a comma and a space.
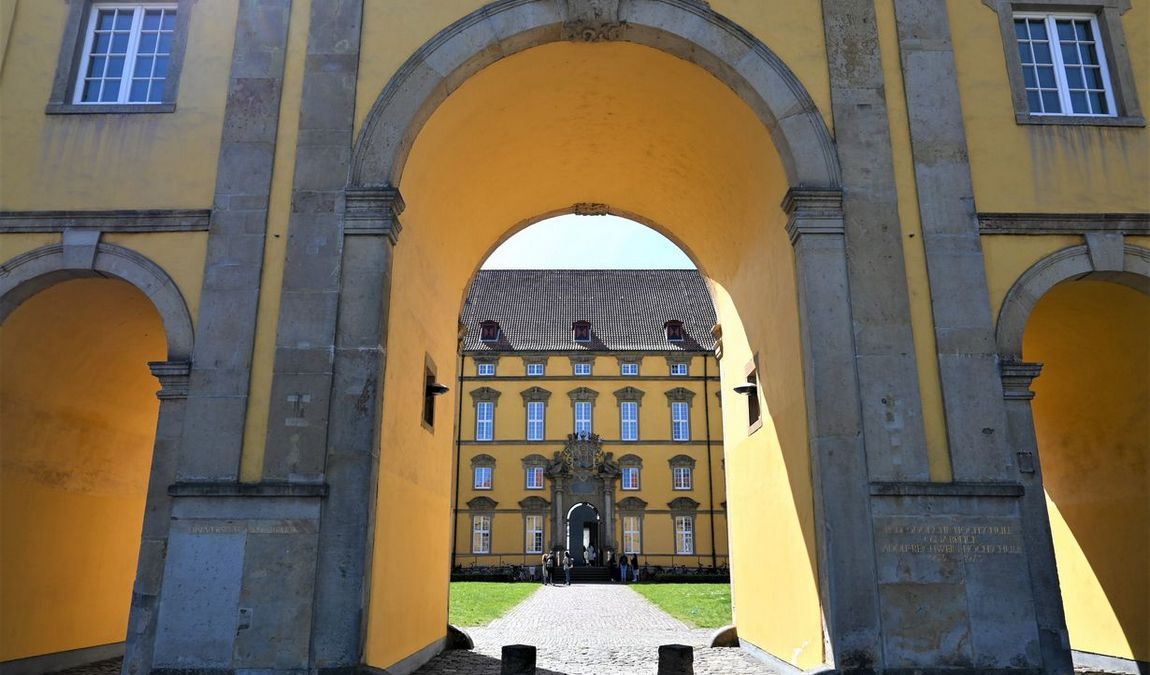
203, 233, 267, 291
233, 531, 320, 668
304, 0, 362, 55
280, 230, 343, 293
273, 345, 336, 375
210, 206, 274, 235
177, 397, 247, 480
423, 14, 499, 80
359, 60, 446, 183
215, 141, 278, 198
274, 290, 341, 347
190, 289, 260, 367
264, 373, 334, 480
220, 77, 284, 143
964, 551, 1042, 668
334, 242, 392, 348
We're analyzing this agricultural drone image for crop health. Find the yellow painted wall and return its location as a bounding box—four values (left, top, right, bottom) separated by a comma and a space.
0, 278, 165, 660
361, 40, 825, 670
1024, 280, 1149, 662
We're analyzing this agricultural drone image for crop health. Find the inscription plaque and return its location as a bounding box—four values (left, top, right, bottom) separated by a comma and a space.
876, 517, 1024, 564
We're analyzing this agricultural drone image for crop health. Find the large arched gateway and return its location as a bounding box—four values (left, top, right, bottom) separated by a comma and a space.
1, 0, 1146, 673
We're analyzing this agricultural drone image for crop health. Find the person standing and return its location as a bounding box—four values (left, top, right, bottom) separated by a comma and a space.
619, 554, 630, 584
630, 554, 640, 582
587, 543, 597, 567
563, 551, 573, 586
544, 550, 556, 586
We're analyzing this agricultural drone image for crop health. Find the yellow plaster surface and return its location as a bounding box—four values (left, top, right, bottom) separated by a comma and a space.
1025, 280, 1149, 661
982, 235, 1084, 321
0, 279, 165, 660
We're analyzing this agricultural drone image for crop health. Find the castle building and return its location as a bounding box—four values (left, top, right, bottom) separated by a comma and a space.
0, 1, 1147, 673
453, 269, 725, 570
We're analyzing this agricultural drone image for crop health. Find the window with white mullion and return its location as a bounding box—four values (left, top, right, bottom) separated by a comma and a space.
472, 515, 491, 554
526, 401, 545, 441
1015, 13, 1115, 117
525, 515, 544, 554
77, 5, 177, 105
623, 516, 641, 554
476, 401, 494, 441
574, 401, 593, 434
675, 515, 694, 555
620, 401, 638, 441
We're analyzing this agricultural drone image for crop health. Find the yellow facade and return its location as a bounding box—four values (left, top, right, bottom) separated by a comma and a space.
0, 0, 1146, 672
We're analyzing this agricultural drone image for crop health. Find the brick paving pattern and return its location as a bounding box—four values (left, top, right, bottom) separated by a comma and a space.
415, 583, 779, 675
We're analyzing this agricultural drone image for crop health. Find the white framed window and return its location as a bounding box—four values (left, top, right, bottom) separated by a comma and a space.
477, 362, 496, 376
525, 515, 544, 554
574, 400, 593, 434
75, 4, 177, 105
1014, 13, 1115, 117
620, 361, 639, 376
675, 515, 694, 554
671, 401, 690, 441
573, 362, 592, 376
472, 515, 491, 554
526, 465, 544, 490
620, 401, 639, 441
475, 401, 494, 441
622, 466, 640, 491
623, 516, 642, 554
673, 466, 693, 491
526, 362, 545, 377
670, 362, 688, 376
473, 466, 493, 490
526, 401, 545, 441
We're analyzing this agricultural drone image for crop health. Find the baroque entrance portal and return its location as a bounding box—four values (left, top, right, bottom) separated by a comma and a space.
545, 433, 620, 561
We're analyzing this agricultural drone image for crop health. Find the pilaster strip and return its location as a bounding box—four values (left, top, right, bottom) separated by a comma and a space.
892, 0, 1015, 481
178, 0, 293, 480
819, 0, 932, 484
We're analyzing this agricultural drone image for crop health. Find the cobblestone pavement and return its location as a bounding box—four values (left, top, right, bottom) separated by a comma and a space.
414, 583, 780, 675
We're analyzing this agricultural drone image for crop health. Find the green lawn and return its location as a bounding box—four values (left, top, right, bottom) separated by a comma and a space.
449, 582, 540, 626
630, 583, 732, 628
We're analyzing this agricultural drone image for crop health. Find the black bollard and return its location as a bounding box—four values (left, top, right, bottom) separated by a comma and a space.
657, 644, 694, 675
501, 644, 537, 675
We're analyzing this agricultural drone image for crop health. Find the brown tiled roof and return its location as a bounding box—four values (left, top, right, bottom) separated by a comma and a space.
461, 270, 716, 352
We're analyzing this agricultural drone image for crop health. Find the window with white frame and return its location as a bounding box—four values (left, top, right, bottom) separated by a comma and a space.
476, 401, 494, 441
526, 362, 545, 376
620, 401, 639, 441
472, 515, 491, 554
76, 4, 177, 105
673, 466, 692, 490
620, 361, 639, 376
1014, 13, 1115, 117
670, 362, 688, 376
477, 362, 496, 376
675, 515, 694, 554
623, 516, 642, 554
574, 400, 593, 434
526, 401, 545, 441
526, 464, 544, 490
671, 401, 690, 441
525, 515, 544, 554
473, 465, 493, 490
573, 362, 592, 376
622, 466, 640, 490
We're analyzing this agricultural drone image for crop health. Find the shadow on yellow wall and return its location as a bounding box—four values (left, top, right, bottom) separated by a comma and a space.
1025, 279, 1149, 662
0, 278, 164, 661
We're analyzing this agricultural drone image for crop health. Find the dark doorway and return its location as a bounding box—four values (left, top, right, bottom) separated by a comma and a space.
567, 503, 600, 566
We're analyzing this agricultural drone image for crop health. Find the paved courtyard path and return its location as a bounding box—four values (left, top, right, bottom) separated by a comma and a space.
415, 583, 779, 675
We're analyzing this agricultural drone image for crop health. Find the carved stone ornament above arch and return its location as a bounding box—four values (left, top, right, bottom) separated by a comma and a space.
0, 238, 194, 362
664, 387, 696, 403
471, 453, 497, 468
519, 496, 551, 511
467, 496, 498, 511
568, 386, 599, 402
668, 496, 700, 512
614, 386, 645, 404
617, 496, 648, 512
521, 386, 552, 403
470, 386, 502, 403
995, 240, 1150, 360
350, 0, 840, 192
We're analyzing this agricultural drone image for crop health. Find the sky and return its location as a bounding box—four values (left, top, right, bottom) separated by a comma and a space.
481, 214, 695, 270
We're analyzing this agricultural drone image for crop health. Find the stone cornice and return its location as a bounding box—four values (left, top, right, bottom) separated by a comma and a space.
149, 360, 192, 400
343, 186, 405, 243
978, 212, 1150, 235
1000, 360, 1044, 400
782, 188, 845, 244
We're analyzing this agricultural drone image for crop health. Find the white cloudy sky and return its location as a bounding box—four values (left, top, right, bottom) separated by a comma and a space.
481, 214, 695, 269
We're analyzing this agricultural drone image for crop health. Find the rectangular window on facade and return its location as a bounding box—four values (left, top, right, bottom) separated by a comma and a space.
526, 465, 544, 489
422, 365, 437, 430
527, 363, 545, 376
526, 401, 545, 441
472, 515, 491, 554
1014, 14, 1115, 116
477, 362, 496, 376
525, 515, 544, 554
620, 401, 639, 441
476, 401, 494, 441
620, 361, 639, 376
573, 362, 592, 376
623, 516, 641, 554
670, 362, 688, 376
673, 466, 693, 490
671, 401, 690, 441
574, 401, 593, 434
675, 516, 694, 554
77, 5, 177, 105
473, 466, 493, 490
622, 466, 640, 490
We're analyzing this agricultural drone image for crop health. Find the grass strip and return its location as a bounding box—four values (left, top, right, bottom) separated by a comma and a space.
449, 581, 541, 626
630, 583, 732, 628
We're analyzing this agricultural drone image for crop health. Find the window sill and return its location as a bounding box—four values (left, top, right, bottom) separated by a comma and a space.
1015, 112, 1145, 127
46, 102, 177, 115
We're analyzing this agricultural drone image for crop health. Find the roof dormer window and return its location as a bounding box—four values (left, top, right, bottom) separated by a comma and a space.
572, 320, 592, 343
664, 320, 685, 342
479, 320, 501, 342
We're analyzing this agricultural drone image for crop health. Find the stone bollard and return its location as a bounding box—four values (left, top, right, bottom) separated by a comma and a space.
658, 644, 694, 675
501, 644, 537, 675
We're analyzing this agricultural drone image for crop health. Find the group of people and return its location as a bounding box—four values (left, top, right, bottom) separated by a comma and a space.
538, 546, 642, 585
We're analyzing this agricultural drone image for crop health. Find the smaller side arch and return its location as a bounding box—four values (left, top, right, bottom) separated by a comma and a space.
0, 242, 195, 361
996, 243, 1150, 359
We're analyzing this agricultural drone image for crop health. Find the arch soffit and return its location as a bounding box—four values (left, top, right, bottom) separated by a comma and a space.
996, 243, 1150, 359
351, 0, 840, 190
0, 242, 195, 362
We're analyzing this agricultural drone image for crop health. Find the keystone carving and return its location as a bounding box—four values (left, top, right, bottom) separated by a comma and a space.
564, 0, 625, 42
